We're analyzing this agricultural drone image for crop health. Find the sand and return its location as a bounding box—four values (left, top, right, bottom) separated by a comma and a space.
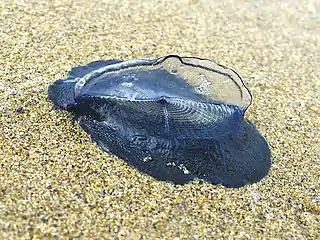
0, 0, 319, 239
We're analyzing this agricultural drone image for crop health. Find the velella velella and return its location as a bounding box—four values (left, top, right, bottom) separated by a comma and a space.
48, 55, 271, 188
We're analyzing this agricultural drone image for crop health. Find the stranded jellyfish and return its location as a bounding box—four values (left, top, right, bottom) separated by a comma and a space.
48, 55, 271, 188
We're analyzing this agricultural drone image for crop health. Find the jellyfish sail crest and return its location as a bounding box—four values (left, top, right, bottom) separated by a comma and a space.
74, 55, 251, 111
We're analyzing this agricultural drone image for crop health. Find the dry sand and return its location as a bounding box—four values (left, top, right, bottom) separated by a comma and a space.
0, 0, 319, 239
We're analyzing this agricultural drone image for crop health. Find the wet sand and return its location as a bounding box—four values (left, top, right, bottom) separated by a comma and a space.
0, 0, 319, 239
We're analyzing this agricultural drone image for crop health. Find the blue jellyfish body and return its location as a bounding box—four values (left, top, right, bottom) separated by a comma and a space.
48, 55, 270, 188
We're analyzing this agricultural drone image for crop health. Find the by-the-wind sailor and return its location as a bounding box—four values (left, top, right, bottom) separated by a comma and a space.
48, 55, 271, 188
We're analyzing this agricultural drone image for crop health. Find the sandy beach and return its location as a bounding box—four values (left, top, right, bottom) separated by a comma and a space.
0, 0, 319, 239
